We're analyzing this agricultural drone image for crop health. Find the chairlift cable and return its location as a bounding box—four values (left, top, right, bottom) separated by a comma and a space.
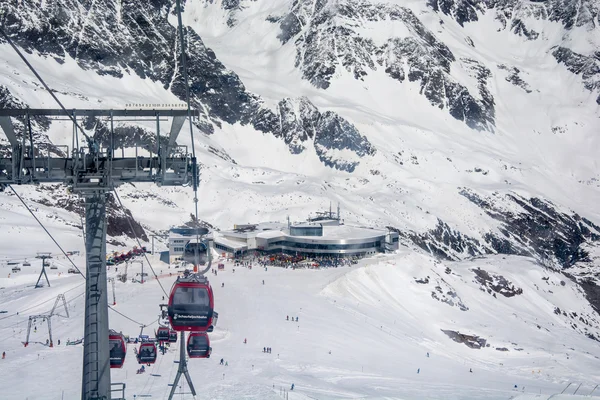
174, 0, 207, 276
107, 305, 147, 327
0, 282, 85, 322
8, 185, 86, 279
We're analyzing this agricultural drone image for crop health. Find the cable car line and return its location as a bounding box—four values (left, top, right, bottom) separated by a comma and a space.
108, 305, 149, 327
8, 185, 86, 279
112, 188, 169, 297
0, 281, 86, 322
0, 27, 92, 145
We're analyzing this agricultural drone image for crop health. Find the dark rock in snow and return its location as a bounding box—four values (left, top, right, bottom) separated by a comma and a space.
441, 329, 487, 348
552, 47, 600, 96
472, 268, 523, 297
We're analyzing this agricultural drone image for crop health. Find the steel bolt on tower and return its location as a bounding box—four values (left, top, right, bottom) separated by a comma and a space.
0, 108, 199, 400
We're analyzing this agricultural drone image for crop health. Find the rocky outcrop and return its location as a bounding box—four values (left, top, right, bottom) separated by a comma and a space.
459, 189, 600, 268
273, 0, 496, 131
0, 1, 371, 170
266, 97, 375, 171
0, 86, 62, 157
498, 65, 532, 93
552, 48, 600, 104
472, 267, 523, 297
428, 0, 599, 31
30, 184, 148, 241
441, 329, 487, 348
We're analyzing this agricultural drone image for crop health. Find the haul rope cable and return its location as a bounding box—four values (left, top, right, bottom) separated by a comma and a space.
0, 281, 86, 322
8, 185, 86, 278
0, 26, 92, 144
175, 0, 211, 276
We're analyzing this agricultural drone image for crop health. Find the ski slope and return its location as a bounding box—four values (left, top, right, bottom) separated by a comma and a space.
1, 250, 599, 399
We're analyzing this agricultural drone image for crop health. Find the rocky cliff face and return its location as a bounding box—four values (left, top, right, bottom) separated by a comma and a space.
272, 0, 496, 130
0, 0, 374, 169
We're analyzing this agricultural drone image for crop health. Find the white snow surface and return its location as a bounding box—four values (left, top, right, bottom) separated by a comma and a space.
1, 251, 600, 399
0, 0, 600, 398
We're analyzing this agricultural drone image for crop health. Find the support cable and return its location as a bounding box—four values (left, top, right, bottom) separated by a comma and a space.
175, 0, 209, 276
107, 306, 147, 327
0, 27, 92, 144
0, 282, 85, 323
8, 185, 86, 279
112, 188, 169, 297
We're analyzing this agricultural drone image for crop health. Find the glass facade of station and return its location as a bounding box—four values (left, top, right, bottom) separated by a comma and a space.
289, 226, 323, 237
269, 240, 381, 251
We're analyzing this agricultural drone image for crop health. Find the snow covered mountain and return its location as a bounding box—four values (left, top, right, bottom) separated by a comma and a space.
0, 1, 599, 396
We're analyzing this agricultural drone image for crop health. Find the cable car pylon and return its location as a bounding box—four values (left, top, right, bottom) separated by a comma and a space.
168, 331, 196, 399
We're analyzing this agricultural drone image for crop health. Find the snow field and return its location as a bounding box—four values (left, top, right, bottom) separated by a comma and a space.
1, 250, 599, 399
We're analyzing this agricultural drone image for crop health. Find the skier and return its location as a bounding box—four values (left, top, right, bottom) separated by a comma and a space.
417, 368, 420, 374
263, 347, 266, 353
244, 338, 247, 344
427, 352, 429, 357
222, 282, 224, 288
2, 351, 5, 359
220, 358, 224, 365
225, 361, 228, 366
286, 316, 289, 321
57, 339, 60, 346
262, 280, 264, 285
296, 317, 298, 322
469, 368, 473, 373
291, 383, 295, 391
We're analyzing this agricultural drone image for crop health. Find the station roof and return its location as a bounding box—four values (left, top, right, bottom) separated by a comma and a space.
214, 235, 248, 250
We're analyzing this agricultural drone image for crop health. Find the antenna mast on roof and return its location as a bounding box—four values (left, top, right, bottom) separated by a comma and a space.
337, 202, 341, 220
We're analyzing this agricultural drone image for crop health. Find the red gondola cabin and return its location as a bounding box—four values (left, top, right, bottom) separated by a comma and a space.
137, 342, 157, 364
187, 332, 211, 358
156, 327, 170, 342
168, 275, 215, 332
109, 331, 127, 368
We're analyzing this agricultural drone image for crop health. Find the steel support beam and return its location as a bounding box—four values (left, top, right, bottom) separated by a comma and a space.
0, 116, 18, 147
81, 192, 110, 400
0, 109, 198, 117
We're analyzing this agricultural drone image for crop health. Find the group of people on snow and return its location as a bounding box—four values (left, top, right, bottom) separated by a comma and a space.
286, 316, 299, 322
263, 347, 272, 353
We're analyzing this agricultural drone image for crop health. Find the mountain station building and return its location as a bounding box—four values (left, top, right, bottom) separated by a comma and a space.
168, 208, 399, 263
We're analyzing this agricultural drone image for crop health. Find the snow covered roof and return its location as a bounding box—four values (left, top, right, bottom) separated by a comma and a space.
214, 235, 248, 250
